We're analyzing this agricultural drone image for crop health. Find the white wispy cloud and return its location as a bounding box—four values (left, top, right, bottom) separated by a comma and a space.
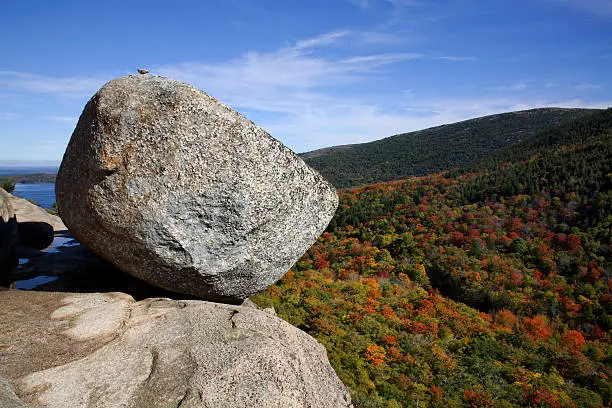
410, 98, 611, 118
0, 71, 108, 97
151, 31, 610, 152
494, 83, 528, 92
44, 115, 78, 123
153, 31, 428, 150
1, 29, 608, 155
575, 83, 603, 90
155, 32, 422, 112
356, 31, 405, 44
342, 0, 423, 10
294, 30, 351, 50
339, 53, 422, 65
550, 0, 612, 17
438, 56, 477, 61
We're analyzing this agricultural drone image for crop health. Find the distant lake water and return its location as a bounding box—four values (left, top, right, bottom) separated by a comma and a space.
13, 183, 56, 209
0, 167, 58, 209
0, 166, 58, 176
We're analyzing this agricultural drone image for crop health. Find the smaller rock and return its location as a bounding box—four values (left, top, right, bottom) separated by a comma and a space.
9, 195, 66, 232
264, 307, 277, 316
9, 195, 66, 250
0, 189, 18, 280
240, 298, 259, 309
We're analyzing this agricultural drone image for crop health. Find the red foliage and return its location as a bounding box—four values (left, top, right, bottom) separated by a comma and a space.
526, 387, 561, 408
314, 257, 330, 270
562, 330, 586, 353
561, 297, 581, 315
566, 234, 582, 251
590, 324, 607, 341
430, 384, 443, 401
510, 271, 524, 286
521, 315, 553, 341
463, 389, 494, 408
450, 231, 466, 246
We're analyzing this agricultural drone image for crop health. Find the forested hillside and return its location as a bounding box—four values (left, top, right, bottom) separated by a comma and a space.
302, 108, 599, 188
254, 112, 611, 407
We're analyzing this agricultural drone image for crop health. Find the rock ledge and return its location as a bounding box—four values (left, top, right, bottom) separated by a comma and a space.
0, 290, 352, 408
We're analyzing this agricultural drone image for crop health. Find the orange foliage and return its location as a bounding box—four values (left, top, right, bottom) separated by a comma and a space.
382, 334, 398, 345
364, 344, 386, 367
495, 309, 518, 332
387, 346, 403, 361
380, 304, 397, 319
562, 297, 581, 315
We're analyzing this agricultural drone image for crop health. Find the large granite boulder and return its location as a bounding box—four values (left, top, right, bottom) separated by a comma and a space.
0, 291, 353, 408
56, 75, 338, 302
0, 189, 18, 279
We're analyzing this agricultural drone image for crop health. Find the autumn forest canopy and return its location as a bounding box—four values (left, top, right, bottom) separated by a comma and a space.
254, 108, 612, 407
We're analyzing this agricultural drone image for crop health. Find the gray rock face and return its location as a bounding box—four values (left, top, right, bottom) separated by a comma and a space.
0, 291, 353, 408
56, 75, 338, 301
0, 189, 18, 278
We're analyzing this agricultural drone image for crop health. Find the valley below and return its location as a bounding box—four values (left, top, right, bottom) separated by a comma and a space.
253, 108, 612, 407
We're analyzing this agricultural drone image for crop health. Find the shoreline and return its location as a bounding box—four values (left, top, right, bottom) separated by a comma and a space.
0, 173, 57, 184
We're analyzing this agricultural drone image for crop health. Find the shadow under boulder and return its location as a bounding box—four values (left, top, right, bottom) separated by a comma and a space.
17, 221, 54, 250
10, 231, 212, 302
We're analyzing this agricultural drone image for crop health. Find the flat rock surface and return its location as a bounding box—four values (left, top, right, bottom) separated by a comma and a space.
56, 74, 338, 301
0, 290, 352, 408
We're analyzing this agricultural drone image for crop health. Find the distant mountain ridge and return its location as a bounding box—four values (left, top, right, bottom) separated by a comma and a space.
301, 107, 601, 188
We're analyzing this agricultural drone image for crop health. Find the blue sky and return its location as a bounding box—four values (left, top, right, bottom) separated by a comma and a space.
1, 0, 611, 164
